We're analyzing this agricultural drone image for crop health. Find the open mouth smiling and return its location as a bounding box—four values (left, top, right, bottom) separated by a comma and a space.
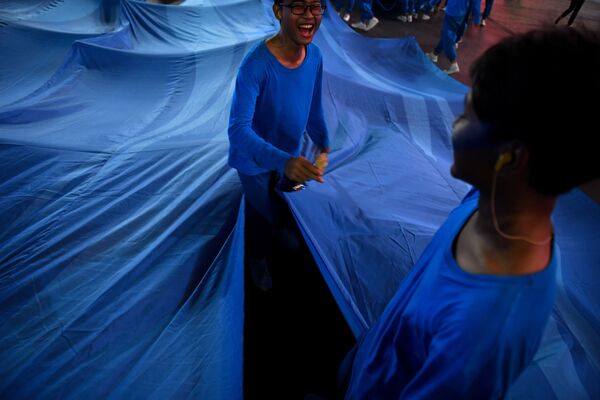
298, 23, 315, 37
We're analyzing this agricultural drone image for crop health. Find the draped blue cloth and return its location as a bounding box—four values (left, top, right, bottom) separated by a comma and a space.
1, 1, 598, 398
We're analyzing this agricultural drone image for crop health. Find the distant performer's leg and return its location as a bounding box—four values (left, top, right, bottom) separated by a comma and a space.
567, 0, 586, 26
556, 0, 577, 24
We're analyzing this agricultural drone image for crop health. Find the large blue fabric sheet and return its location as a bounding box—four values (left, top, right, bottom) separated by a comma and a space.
1, 1, 598, 398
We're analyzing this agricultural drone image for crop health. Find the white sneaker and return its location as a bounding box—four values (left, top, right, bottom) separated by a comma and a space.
365, 17, 379, 30
342, 13, 351, 22
427, 52, 438, 63
407, 15, 413, 23
445, 63, 460, 75
421, 14, 431, 20
397, 15, 408, 22
351, 20, 367, 29
480, 18, 486, 26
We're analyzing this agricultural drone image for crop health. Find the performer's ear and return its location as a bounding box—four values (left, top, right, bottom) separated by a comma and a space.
273, 4, 282, 20
495, 152, 514, 172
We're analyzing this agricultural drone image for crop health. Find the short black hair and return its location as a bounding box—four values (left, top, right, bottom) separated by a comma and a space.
470, 26, 600, 195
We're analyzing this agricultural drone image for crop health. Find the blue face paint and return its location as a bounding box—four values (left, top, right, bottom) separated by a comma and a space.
452, 118, 499, 151
450, 93, 509, 185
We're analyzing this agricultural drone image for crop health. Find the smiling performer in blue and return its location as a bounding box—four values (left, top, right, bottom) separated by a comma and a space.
340, 26, 600, 399
228, 1, 330, 290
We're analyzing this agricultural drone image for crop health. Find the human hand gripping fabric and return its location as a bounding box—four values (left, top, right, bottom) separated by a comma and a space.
285, 156, 324, 184
314, 148, 329, 170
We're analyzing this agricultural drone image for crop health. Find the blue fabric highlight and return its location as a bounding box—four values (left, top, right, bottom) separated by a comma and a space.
1, 1, 598, 399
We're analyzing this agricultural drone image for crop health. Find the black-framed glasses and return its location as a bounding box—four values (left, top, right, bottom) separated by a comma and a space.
279, 2, 326, 15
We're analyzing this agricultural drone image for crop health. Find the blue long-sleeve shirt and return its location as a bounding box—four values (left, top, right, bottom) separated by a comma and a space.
228, 41, 329, 176
344, 189, 557, 399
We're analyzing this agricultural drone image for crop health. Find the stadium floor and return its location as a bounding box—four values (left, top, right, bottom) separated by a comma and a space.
348, 0, 600, 85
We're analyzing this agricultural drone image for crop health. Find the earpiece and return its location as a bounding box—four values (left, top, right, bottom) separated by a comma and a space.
495, 152, 513, 172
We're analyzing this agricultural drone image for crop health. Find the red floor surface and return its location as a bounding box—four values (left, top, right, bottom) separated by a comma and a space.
344, 0, 600, 85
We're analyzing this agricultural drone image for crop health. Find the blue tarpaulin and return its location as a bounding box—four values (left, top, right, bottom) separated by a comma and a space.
1, 1, 598, 398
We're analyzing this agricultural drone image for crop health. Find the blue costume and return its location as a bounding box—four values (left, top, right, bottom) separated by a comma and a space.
229, 41, 329, 223
357, 0, 375, 23
342, 190, 557, 399
434, 0, 471, 62
229, 41, 329, 178
228, 41, 329, 275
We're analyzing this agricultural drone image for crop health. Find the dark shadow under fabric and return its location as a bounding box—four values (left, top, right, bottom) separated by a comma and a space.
243, 195, 356, 399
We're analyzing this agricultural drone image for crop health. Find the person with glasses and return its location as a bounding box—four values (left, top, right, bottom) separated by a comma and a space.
228, 0, 329, 291
339, 26, 600, 399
